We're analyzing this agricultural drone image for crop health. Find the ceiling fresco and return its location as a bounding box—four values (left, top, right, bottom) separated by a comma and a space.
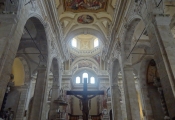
64, 0, 108, 12
77, 15, 94, 24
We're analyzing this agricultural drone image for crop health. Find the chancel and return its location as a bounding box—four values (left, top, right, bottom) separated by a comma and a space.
1, 0, 175, 120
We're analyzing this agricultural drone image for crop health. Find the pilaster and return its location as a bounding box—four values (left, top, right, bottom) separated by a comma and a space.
29, 66, 47, 120
150, 15, 175, 118
15, 85, 29, 120
121, 66, 141, 120
49, 81, 60, 120
110, 83, 122, 120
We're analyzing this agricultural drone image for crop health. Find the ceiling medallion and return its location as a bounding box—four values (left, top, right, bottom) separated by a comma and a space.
77, 15, 94, 24
64, 0, 108, 12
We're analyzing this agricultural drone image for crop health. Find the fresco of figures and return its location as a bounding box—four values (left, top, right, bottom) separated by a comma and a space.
77, 15, 94, 24
64, 0, 107, 12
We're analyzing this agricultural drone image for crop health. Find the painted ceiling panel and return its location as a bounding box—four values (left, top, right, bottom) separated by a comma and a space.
63, 0, 108, 12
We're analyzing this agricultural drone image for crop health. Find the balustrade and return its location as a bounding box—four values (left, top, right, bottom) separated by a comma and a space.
70, 47, 101, 56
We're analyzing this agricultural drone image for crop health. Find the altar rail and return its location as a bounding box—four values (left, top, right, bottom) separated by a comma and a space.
68, 113, 102, 120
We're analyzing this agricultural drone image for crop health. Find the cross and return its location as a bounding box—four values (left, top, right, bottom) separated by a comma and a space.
67, 78, 104, 120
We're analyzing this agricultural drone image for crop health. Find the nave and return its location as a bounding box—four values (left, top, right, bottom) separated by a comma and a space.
0, 0, 175, 120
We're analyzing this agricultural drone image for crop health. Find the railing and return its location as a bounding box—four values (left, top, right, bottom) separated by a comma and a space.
68, 113, 102, 120
70, 47, 101, 56
0, 0, 19, 14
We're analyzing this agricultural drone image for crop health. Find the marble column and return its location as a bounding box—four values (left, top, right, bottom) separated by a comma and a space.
110, 83, 122, 120
29, 66, 47, 120
49, 76, 60, 120
121, 66, 141, 120
15, 85, 29, 120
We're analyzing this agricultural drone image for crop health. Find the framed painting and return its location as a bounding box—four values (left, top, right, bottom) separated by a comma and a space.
77, 15, 94, 24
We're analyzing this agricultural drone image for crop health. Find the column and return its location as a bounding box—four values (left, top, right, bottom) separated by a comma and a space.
154, 15, 175, 84
0, 15, 20, 109
121, 66, 141, 120
49, 76, 60, 120
148, 15, 175, 118
15, 85, 29, 120
110, 83, 122, 120
29, 66, 47, 120
118, 81, 127, 120
23, 77, 36, 120
138, 75, 154, 120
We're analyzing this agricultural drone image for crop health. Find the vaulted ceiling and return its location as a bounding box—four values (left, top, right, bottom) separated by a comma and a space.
55, 0, 117, 44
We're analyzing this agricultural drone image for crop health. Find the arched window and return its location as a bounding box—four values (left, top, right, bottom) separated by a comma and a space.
82, 73, 88, 83
94, 38, 99, 47
90, 77, 95, 84
76, 76, 80, 84
72, 38, 77, 47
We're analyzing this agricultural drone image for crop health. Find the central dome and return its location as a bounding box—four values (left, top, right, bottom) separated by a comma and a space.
71, 34, 99, 50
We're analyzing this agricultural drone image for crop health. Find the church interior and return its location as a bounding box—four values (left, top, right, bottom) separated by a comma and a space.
0, 0, 175, 120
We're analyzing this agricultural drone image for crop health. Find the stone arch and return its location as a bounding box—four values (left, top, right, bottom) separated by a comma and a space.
24, 13, 48, 30
0, 5, 51, 120
17, 16, 49, 76
73, 66, 98, 75
1, 55, 31, 118
122, 15, 152, 66
71, 57, 100, 74
123, 18, 141, 56
19, 16, 49, 120
13, 13, 49, 67
71, 57, 99, 69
